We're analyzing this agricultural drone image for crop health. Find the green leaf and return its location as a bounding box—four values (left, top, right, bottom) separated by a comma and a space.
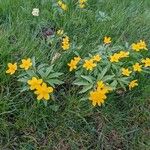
110, 80, 118, 89
18, 72, 28, 78
73, 80, 90, 86
111, 80, 118, 87
79, 84, 93, 94
38, 69, 45, 78
18, 77, 28, 83
142, 69, 150, 74
93, 68, 98, 77
37, 64, 48, 71
112, 64, 119, 71
20, 86, 29, 92
43, 101, 48, 107
79, 96, 88, 101
26, 70, 37, 77
97, 65, 109, 80
46, 79, 64, 87
47, 72, 63, 79
44, 66, 54, 77
118, 80, 126, 90
73, 51, 80, 56
97, 65, 102, 72
102, 75, 115, 82
118, 77, 129, 85
81, 75, 94, 83
32, 57, 36, 68
50, 105, 59, 112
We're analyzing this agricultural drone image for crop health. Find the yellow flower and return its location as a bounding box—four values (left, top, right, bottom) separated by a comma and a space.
121, 68, 132, 76
6, 63, 17, 75
58, 1, 63, 6
83, 59, 97, 71
62, 36, 69, 43
61, 4, 67, 11
109, 53, 120, 62
57, 29, 64, 35
91, 54, 101, 62
89, 81, 111, 106
34, 83, 53, 100
68, 60, 77, 71
74, 56, 81, 62
62, 36, 70, 50
131, 40, 147, 52
131, 43, 141, 52
97, 81, 111, 93
141, 58, 150, 67
129, 80, 138, 90
58, 1, 67, 11
79, 0, 87, 8
62, 42, 69, 48
62, 44, 70, 50
119, 51, 129, 58
89, 90, 107, 106
97, 81, 105, 90
79, 0, 87, 3
27, 77, 43, 90
79, 3, 85, 8
20, 58, 32, 70
133, 63, 142, 72
104, 36, 111, 44
138, 40, 147, 50
68, 57, 81, 72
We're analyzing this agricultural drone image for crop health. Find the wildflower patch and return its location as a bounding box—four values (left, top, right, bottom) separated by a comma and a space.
4, 1, 150, 108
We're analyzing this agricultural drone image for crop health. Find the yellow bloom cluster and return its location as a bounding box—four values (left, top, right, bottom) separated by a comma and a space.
58, 1, 67, 11
5, 35, 149, 107
79, 0, 87, 8
142, 58, 150, 67
68, 56, 81, 71
28, 77, 53, 101
122, 61, 146, 76
89, 81, 111, 106
129, 80, 138, 90
122, 62, 143, 76
104, 36, 111, 44
6, 58, 32, 75
62, 36, 70, 50
83, 54, 101, 71
110, 51, 129, 63
131, 40, 147, 52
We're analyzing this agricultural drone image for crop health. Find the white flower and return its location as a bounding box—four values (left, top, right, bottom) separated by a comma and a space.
32, 8, 39, 16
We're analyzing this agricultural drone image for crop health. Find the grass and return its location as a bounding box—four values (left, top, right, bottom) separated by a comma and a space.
0, 0, 150, 149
